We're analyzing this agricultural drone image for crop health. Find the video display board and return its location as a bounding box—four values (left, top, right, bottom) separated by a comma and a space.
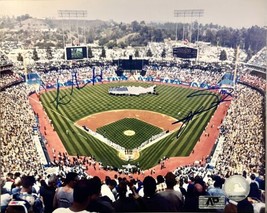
113, 59, 149, 70
173, 47, 198, 59
65, 46, 87, 60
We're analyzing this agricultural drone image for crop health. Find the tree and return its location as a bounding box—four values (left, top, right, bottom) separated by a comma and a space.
100, 46, 106, 58
32, 48, 40, 61
17, 53, 23, 62
119, 22, 127, 31
245, 26, 266, 52
98, 37, 109, 46
131, 20, 141, 32
106, 40, 116, 49
161, 48, 166, 58
146, 48, 153, 57
118, 42, 126, 49
134, 49, 140, 57
219, 50, 227, 61
245, 48, 253, 62
153, 29, 163, 42
46, 46, 53, 60
232, 47, 238, 63
87, 47, 94, 58
87, 29, 96, 43
16, 14, 31, 22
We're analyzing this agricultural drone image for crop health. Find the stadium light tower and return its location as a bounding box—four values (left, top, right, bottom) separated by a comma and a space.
58, 10, 88, 18
233, 45, 240, 90
58, 10, 88, 47
174, 9, 204, 42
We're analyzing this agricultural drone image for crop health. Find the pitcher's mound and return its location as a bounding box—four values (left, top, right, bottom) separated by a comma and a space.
123, 130, 135, 136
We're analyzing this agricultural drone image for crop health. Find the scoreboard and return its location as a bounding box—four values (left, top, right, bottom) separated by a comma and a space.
113, 57, 149, 70
65, 46, 87, 60
173, 47, 198, 59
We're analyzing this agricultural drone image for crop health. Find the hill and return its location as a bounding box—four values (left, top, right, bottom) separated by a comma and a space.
0, 15, 266, 55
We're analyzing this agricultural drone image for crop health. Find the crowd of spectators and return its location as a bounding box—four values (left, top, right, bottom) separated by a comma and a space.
0, 84, 44, 175
0, 51, 24, 90
239, 73, 266, 92
214, 84, 265, 176
146, 65, 223, 85
39, 65, 116, 86
0, 51, 13, 67
1, 169, 265, 213
0, 72, 24, 90
36, 63, 224, 88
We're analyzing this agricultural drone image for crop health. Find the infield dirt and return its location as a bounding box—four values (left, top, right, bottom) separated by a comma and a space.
75, 109, 181, 132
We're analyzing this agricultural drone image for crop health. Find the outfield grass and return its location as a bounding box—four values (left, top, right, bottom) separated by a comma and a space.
40, 82, 218, 170
97, 118, 163, 149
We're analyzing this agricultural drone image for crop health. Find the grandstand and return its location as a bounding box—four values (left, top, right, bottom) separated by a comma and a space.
245, 47, 267, 78
247, 47, 267, 69
0, 51, 24, 91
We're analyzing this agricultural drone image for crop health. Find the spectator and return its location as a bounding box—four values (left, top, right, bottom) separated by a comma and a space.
141, 176, 170, 212
11, 177, 22, 195
248, 174, 261, 200
53, 172, 78, 209
100, 177, 116, 202
2, 173, 14, 194
112, 179, 143, 212
40, 174, 58, 213
184, 176, 207, 212
156, 175, 166, 192
52, 179, 93, 213
159, 172, 184, 211
86, 176, 115, 213
1, 178, 11, 213
207, 176, 225, 197
237, 198, 254, 213
6, 175, 43, 213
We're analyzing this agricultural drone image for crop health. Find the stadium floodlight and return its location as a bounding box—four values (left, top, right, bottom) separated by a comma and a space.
174, 9, 204, 42
58, 10, 88, 19
233, 45, 240, 90
58, 10, 88, 47
174, 9, 204, 18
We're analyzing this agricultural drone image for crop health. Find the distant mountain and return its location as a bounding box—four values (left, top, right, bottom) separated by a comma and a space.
49, 19, 108, 29
0, 16, 108, 31
17, 18, 50, 31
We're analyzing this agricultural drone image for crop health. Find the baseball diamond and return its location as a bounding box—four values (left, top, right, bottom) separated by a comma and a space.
40, 82, 219, 170
76, 114, 180, 160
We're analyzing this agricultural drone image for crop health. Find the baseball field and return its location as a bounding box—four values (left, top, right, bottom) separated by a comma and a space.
40, 82, 218, 170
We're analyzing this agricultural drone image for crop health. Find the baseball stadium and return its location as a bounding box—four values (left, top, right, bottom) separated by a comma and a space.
1, 5, 266, 213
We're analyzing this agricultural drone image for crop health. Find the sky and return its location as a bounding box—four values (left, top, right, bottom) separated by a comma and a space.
1, 0, 266, 28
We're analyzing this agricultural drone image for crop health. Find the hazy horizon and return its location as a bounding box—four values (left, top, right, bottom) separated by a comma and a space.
1, 0, 266, 29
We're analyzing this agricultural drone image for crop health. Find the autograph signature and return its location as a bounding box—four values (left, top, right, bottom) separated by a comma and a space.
53, 67, 102, 108
172, 87, 234, 138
